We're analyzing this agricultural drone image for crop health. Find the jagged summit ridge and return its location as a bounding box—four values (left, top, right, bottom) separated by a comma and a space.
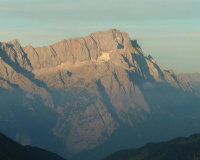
20, 29, 188, 87
22, 29, 139, 70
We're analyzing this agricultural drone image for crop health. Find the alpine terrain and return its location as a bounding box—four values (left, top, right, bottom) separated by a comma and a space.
0, 29, 200, 160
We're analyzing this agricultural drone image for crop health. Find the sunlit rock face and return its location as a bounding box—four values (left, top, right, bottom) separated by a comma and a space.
0, 29, 200, 160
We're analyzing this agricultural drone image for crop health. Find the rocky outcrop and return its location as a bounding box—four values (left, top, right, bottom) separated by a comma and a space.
178, 72, 200, 94
0, 40, 32, 71
0, 29, 200, 160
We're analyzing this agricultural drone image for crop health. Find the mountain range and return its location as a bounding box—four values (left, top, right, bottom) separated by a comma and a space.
0, 29, 200, 160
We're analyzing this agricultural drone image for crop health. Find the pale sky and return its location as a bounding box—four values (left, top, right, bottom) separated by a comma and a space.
0, 0, 200, 73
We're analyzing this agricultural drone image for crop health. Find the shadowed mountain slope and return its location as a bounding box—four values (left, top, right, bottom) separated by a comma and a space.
103, 133, 200, 160
0, 132, 66, 160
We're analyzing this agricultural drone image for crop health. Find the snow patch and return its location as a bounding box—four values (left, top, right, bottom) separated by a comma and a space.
97, 52, 110, 61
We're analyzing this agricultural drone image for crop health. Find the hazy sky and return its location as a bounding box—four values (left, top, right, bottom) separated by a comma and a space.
0, 0, 200, 73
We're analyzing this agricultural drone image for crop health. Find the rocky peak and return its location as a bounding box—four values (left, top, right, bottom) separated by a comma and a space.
21, 29, 141, 70
0, 39, 32, 71
0, 29, 189, 92
0, 29, 192, 92
88, 29, 126, 51
88, 29, 137, 53
166, 69, 175, 75
9, 39, 21, 46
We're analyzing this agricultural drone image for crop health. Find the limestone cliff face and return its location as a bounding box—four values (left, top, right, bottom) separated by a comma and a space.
0, 29, 199, 160
0, 46, 54, 110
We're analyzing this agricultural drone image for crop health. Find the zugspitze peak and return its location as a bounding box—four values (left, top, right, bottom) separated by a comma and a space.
0, 29, 199, 160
